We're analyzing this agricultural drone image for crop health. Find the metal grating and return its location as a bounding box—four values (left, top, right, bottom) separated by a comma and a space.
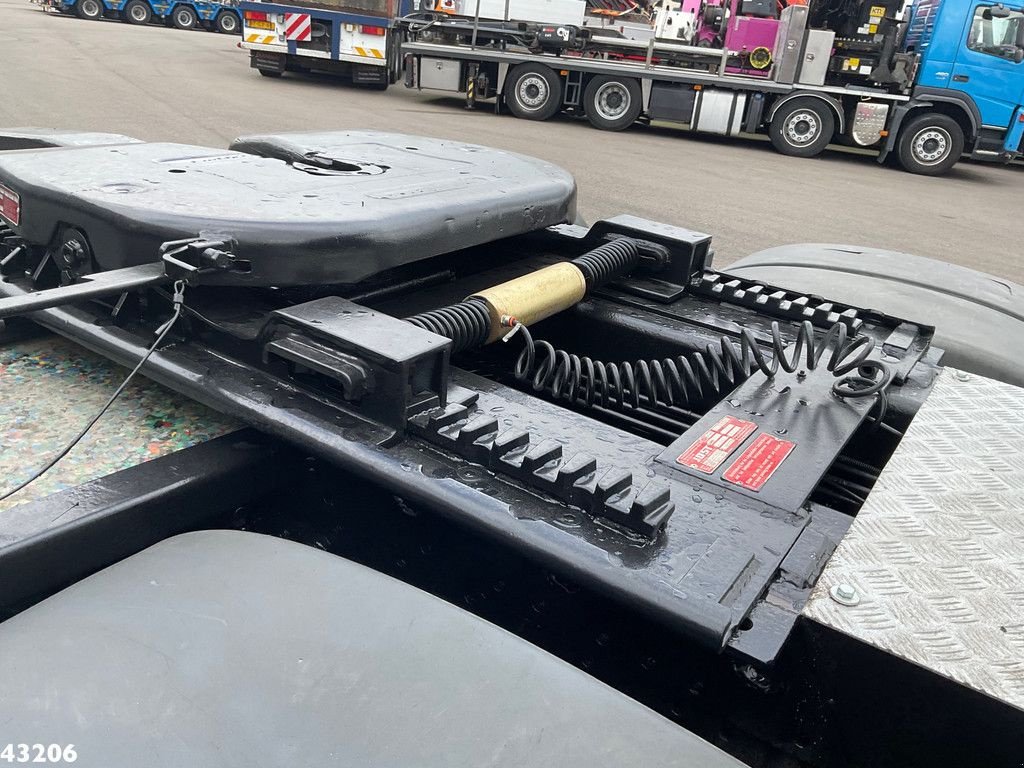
803, 367, 1024, 711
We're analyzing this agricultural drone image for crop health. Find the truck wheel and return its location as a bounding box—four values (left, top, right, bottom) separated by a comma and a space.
76, 0, 104, 20
387, 29, 404, 84
505, 64, 562, 121
123, 0, 150, 24
215, 10, 238, 33
171, 4, 196, 29
897, 113, 964, 176
583, 76, 642, 131
768, 97, 835, 158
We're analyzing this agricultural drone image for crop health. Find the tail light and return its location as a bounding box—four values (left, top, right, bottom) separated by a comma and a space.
244, 10, 268, 20
360, 25, 386, 35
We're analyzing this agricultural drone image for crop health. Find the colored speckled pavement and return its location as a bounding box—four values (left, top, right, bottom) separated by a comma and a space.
0, 333, 238, 511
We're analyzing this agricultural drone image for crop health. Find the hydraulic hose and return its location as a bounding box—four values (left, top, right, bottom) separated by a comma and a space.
406, 238, 642, 352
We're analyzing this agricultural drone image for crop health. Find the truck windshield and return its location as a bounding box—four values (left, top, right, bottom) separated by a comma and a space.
968, 5, 1024, 61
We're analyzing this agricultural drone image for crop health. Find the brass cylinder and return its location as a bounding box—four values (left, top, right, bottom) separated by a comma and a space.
470, 262, 587, 343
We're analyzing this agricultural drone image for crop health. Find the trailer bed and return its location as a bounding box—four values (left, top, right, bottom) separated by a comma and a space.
401, 41, 912, 101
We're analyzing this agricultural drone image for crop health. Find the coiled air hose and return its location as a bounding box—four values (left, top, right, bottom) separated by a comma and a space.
512, 320, 892, 412
405, 238, 892, 413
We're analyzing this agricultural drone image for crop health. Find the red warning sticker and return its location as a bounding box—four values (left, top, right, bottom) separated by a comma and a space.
676, 415, 757, 474
723, 433, 795, 492
0, 183, 20, 226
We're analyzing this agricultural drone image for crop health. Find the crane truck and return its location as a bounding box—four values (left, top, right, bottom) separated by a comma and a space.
397, 0, 1024, 174
0, 127, 1021, 767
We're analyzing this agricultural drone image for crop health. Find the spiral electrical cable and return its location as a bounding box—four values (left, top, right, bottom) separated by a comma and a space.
510, 320, 892, 413
403, 244, 891, 423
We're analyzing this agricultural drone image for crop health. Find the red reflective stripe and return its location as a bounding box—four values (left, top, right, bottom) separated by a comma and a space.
284, 12, 311, 40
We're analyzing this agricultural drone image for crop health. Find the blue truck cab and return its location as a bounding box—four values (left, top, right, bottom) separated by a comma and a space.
895, 0, 1024, 168
41, 0, 242, 33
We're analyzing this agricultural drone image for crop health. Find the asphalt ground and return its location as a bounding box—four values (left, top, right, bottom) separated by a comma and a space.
2, 0, 1022, 281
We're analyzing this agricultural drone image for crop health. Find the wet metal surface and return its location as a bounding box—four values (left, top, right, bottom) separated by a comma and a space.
804, 368, 1024, 711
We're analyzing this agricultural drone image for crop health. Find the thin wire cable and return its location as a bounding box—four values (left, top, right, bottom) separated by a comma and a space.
0, 280, 186, 505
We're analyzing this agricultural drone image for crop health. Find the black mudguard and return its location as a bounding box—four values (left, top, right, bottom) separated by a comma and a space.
727, 244, 1024, 387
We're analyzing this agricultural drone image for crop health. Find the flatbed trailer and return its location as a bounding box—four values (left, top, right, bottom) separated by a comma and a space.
402, 37, 910, 135
33, 0, 243, 32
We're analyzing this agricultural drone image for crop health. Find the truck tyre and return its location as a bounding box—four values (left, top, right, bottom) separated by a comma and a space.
76, 0, 104, 20
583, 75, 642, 131
897, 113, 964, 176
123, 0, 150, 24
171, 4, 197, 29
768, 97, 835, 158
505, 64, 562, 121
215, 10, 238, 33
387, 29, 404, 84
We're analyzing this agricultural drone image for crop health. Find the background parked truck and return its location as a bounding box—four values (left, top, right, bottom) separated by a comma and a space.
396, 0, 1024, 174
239, 0, 414, 86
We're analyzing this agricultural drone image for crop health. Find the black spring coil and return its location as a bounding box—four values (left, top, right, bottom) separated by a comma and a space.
512, 320, 892, 413
406, 297, 491, 354
570, 237, 642, 290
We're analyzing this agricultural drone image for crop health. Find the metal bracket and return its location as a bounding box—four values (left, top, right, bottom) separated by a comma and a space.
583, 216, 712, 287
159, 236, 249, 283
410, 387, 675, 539
0, 235, 250, 320
698, 272, 864, 331
547, 216, 712, 299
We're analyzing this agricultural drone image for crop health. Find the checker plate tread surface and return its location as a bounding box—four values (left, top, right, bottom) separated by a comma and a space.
803, 368, 1024, 711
